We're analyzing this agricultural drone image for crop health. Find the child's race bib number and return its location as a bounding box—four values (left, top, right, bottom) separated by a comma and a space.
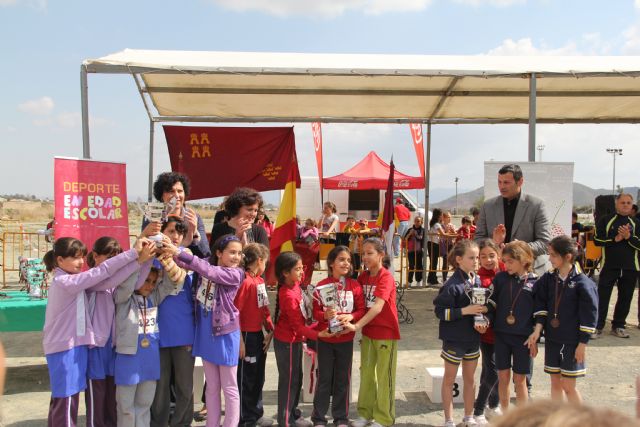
196, 279, 215, 310
256, 283, 269, 308
365, 285, 376, 308
337, 290, 354, 313
138, 307, 158, 334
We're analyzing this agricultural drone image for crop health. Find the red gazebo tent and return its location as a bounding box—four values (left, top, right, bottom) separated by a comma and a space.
323, 151, 424, 190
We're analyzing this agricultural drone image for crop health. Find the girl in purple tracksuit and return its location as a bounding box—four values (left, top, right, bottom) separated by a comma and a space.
85, 237, 126, 427
42, 237, 154, 427
162, 234, 245, 427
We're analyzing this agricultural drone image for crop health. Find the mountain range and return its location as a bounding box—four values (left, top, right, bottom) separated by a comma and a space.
431, 183, 640, 212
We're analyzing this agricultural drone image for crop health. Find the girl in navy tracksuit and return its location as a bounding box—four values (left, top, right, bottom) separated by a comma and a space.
433, 240, 488, 427
487, 241, 538, 412
527, 235, 598, 404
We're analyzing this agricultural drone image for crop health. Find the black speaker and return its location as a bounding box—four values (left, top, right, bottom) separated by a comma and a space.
594, 195, 616, 224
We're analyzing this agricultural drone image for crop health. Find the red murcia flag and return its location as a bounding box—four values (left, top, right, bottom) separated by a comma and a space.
163, 126, 301, 199
409, 123, 426, 178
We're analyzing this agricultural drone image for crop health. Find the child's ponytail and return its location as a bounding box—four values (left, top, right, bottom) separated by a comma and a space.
43, 237, 88, 272
273, 251, 302, 324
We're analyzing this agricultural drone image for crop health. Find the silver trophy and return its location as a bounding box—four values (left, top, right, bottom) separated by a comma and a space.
466, 284, 493, 327
141, 197, 178, 244
316, 282, 344, 333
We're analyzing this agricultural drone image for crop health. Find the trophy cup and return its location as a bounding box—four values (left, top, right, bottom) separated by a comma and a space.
466, 284, 492, 327
142, 197, 178, 245
315, 282, 344, 333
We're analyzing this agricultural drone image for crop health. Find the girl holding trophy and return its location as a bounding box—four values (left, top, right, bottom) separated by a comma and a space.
433, 240, 488, 427
311, 246, 365, 427
273, 252, 334, 427
487, 241, 538, 412
342, 238, 400, 427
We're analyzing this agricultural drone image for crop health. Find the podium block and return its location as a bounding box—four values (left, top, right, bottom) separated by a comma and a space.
426, 367, 464, 404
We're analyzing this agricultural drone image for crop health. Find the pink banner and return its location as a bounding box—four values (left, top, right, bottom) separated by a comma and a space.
54, 158, 130, 251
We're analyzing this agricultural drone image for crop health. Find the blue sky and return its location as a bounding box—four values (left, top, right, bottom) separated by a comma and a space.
2, 0, 640, 204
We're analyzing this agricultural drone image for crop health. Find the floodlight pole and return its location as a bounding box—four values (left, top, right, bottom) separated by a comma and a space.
606, 148, 623, 195
528, 73, 537, 162
454, 177, 459, 215
81, 64, 90, 159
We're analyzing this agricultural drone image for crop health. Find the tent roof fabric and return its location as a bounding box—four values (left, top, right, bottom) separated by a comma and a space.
323, 151, 424, 190
84, 49, 640, 123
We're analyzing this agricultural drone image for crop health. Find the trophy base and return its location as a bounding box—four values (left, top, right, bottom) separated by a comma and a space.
474, 314, 487, 327
329, 318, 344, 334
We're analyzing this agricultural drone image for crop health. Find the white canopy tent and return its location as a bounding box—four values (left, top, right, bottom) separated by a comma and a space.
81, 49, 640, 209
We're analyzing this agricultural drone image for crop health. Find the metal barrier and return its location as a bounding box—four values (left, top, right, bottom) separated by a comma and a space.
400, 232, 457, 287
2, 233, 141, 287
2, 232, 52, 287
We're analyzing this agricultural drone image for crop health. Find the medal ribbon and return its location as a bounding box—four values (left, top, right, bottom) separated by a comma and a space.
508, 275, 526, 316
139, 296, 147, 337
553, 273, 567, 321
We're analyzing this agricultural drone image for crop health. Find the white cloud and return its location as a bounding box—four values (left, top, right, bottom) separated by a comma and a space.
17, 96, 54, 116
0, 0, 46, 9
211, 0, 538, 17
622, 24, 640, 54
454, 0, 525, 6
635, 0, 640, 9
485, 37, 579, 55
30, 111, 111, 129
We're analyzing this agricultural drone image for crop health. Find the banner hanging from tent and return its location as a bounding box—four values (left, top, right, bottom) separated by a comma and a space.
311, 122, 323, 190
54, 157, 130, 251
164, 126, 301, 199
409, 123, 426, 178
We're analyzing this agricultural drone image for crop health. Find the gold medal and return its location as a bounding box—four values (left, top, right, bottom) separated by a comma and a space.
506, 313, 516, 325
550, 317, 560, 328
140, 337, 150, 348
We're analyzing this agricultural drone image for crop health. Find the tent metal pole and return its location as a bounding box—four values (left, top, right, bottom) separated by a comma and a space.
148, 120, 155, 202
422, 122, 431, 287
81, 65, 90, 159
528, 73, 537, 162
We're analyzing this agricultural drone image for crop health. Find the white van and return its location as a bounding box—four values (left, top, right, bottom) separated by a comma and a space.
290, 176, 426, 224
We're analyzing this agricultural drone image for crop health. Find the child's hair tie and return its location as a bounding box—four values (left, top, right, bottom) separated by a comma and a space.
219, 235, 241, 249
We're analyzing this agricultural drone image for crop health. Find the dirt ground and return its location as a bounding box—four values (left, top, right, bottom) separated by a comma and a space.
2, 269, 640, 426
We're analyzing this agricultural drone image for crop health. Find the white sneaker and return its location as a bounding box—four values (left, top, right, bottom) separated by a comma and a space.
458, 417, 477, 427
257, 417, 274, 427
473, 415, 488, 425
351, 418, 370, 427
369, 423, 383, 427
485, 406, 502, 420
443, 421, 456, 427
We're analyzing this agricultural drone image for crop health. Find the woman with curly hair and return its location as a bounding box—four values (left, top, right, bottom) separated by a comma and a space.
210, 187, 270, 250
142, 171, 211, 258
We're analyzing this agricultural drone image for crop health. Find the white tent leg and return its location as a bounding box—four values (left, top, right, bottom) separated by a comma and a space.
529, 73, 537, 162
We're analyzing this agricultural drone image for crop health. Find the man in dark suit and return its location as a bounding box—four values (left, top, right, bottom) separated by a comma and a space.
474, 164, 552, 276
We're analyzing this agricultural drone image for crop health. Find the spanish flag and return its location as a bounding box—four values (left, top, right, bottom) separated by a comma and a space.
267, 165, 298, 285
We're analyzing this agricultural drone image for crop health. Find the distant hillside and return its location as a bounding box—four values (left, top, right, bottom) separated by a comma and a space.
432, 184, 640, 212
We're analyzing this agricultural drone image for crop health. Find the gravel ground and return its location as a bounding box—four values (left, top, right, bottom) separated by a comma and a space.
3, 270, 640, 426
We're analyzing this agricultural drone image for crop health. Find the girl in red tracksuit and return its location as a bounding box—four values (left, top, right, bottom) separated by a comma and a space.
311, 246, 365, 427
273, 252, 333, 427
473, 239, 505, 424
234, 243, 274, 427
